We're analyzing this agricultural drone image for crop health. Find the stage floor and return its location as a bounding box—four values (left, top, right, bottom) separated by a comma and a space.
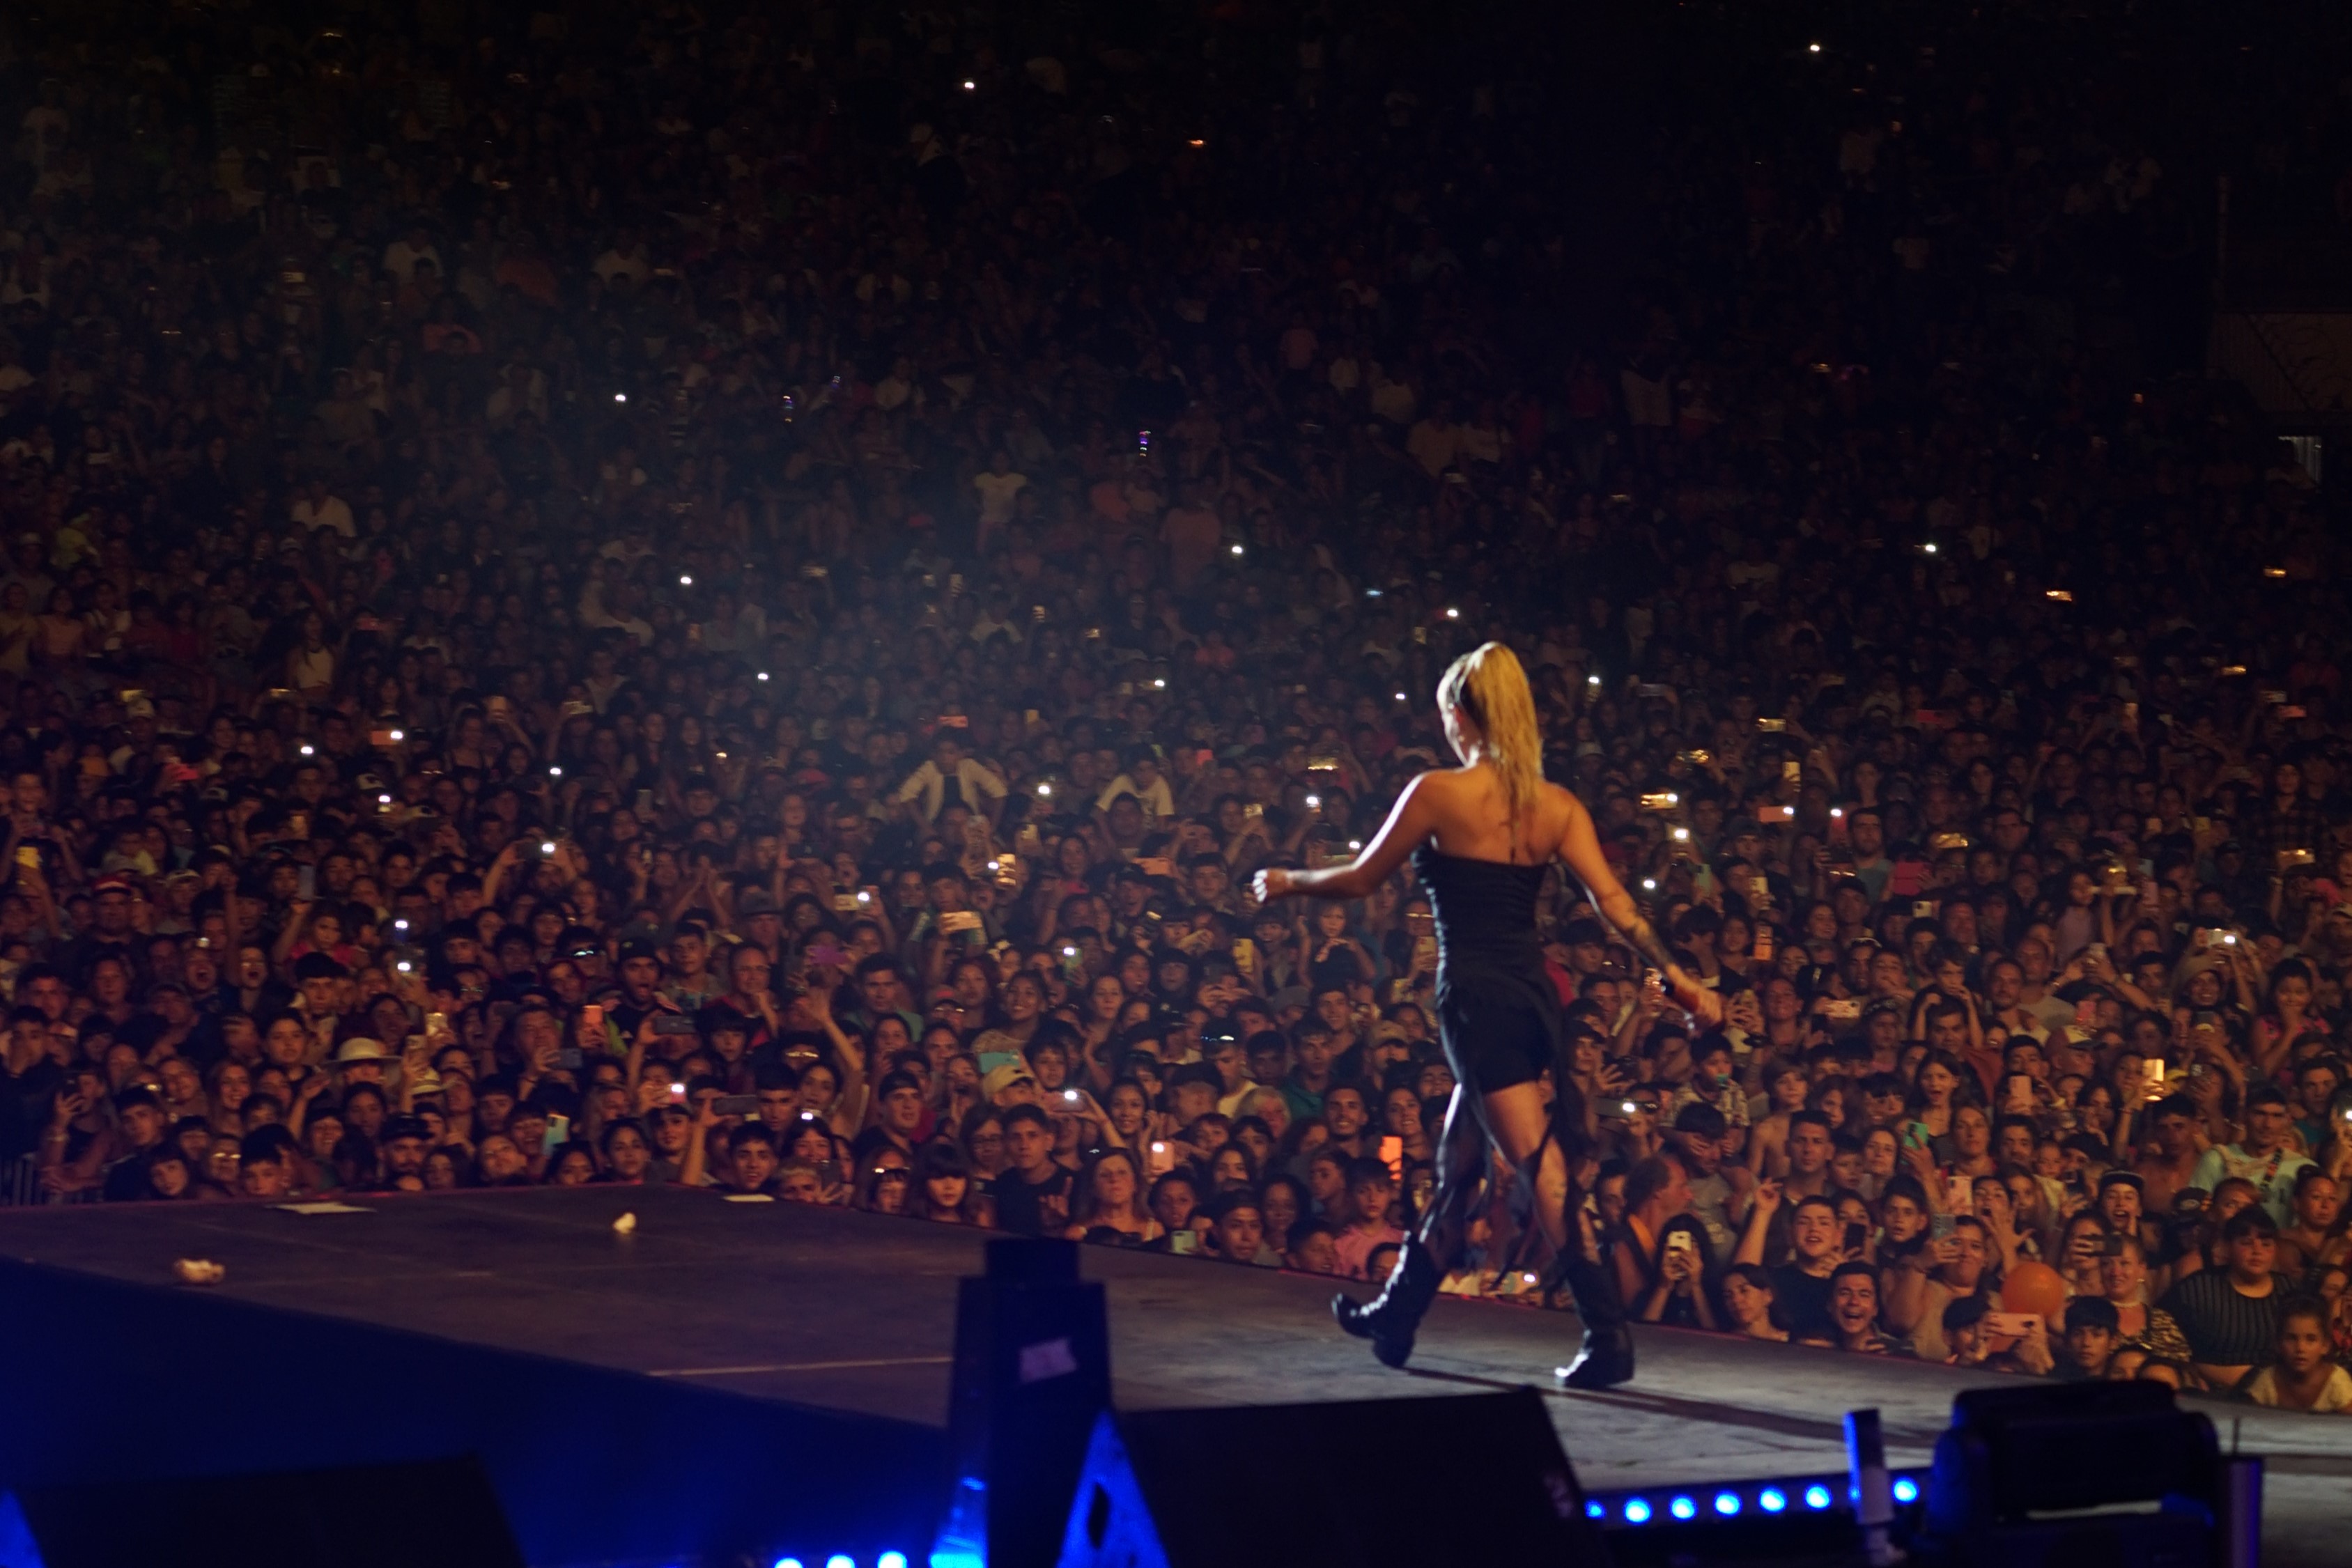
2, 1186, 2346, 1562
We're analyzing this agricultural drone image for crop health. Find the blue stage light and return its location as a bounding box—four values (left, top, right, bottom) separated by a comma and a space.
878, 1556, 908, 1568
1714, 1491, 1742, 1516
1759, 1487, 1788, 1513
773, 1559, 803, 1568
1892, 1477, 1919, 1504
1669, 1496, 1696, 1521
1586, 1500, 1605, 1519
826, 1557, 855, 1568
1623, 1498, 1653, 1524
1804, 1484, 1834, 1510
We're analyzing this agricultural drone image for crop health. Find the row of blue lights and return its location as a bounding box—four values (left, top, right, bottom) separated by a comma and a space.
772, 1555, 909, 1568
1584, 1472, 1921, 1528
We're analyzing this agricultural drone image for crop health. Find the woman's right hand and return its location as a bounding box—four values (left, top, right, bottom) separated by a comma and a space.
1251, 867, 1292, 903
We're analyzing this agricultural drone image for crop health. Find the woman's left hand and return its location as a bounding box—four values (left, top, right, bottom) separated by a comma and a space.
1671, 970, 1724, 1027
1252, 867, 1292, 903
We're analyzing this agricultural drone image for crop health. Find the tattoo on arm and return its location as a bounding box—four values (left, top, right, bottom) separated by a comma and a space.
1618, 912, 1678, 977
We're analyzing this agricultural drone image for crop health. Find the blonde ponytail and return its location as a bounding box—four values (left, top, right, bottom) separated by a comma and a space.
1438, 642, 1545, 836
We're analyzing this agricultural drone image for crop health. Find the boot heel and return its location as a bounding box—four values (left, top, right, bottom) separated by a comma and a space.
1554, 1328, 1635, 1390
1331, 1239, 1440, 1367
1552, 1254, 1637, 1388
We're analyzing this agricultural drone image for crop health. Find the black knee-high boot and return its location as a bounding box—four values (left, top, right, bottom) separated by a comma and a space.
1332, 1236, 1444, 1368
1552, 1249, 1636, 1389
1333, 1080, 1487, 1369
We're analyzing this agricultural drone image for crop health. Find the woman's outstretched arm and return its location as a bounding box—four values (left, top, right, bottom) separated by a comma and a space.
1556, 792, 1723, 1025
1255, 775, 1436, 905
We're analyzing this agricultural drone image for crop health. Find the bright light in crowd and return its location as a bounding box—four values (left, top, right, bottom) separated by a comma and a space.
1588, 674, 1602, 685
1037, 783, 1052, 795
1230, 543, 1244, 555
758, 672, 770, 681
962, 79, 975, 91
1809, 41, 1822, 52
1922, 541, 1937, 554
548, 765, 562, 777
299, 744, 314, 756
1445, 607, 1460, 619
613, 391, 627, 403
679, 574, 693, 586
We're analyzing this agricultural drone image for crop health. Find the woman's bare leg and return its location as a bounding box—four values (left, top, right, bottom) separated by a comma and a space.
1478, 1080, 1632, 1387
1414, 1082, 1494, 1267
1480, 1080, 1572, 1256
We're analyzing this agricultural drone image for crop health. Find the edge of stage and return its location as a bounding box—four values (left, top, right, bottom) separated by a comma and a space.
1, 1185, 2346, 1565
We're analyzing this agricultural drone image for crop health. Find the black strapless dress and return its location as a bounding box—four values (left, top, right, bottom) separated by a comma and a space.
1333, 846, 1626, 1383
1412, 844, 1562, 1095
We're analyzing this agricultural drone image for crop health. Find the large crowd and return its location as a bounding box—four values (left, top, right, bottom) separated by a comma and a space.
2, 0, 2351, 1414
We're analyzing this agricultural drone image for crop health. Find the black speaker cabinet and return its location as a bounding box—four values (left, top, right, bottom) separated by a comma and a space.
1055, 1388, 1611, 1568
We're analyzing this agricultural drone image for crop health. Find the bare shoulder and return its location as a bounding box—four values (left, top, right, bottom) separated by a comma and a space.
1543, 779, 1588, 818
1402, 766, 1469, 805
1539, 779, 1588, 847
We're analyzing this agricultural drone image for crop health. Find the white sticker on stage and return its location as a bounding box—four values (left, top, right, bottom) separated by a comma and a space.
1018, 1337, 1078, 1384
272, 1202, 373, 1215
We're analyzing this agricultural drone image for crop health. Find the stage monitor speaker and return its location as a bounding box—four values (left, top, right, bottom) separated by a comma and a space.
1914, 1382, 2225, 1568
934, 1238, 1112, 1568
1055, 1388, 1609, 1568
0, 1454, 523, 1568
